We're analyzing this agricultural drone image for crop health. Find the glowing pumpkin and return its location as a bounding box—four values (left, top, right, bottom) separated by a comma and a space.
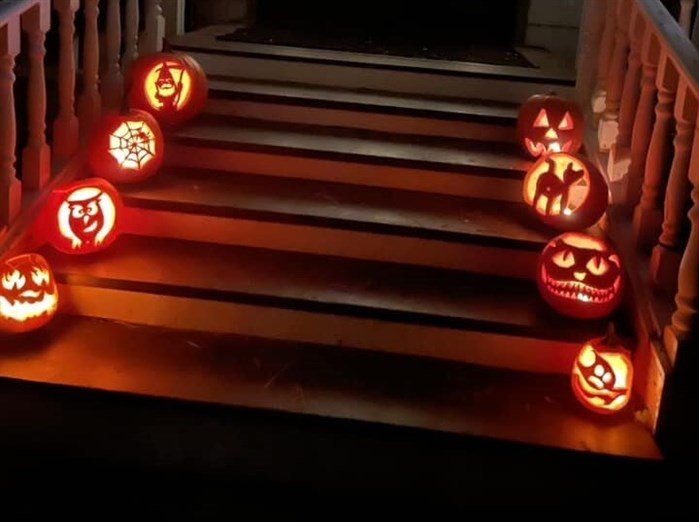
571, 326, 634, 414
127, 52, 208, 127
537, 233, 624, 319
0, 253, 58, 334
517, 94, 584, 158
523, 152, 609, 231
45, 178, 123, 255
87, 109, 164, 184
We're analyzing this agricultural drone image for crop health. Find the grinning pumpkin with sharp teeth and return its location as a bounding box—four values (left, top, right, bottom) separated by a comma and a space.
537, 233, 624, 319
517, 94, 584, 159
0, 254, 58, 334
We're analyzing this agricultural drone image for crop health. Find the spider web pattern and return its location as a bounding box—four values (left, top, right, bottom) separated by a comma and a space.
108, 120, 157, 170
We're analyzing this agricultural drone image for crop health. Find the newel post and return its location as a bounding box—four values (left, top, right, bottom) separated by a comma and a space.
678, 0, 696, 36
21, 1, 51, 190
591, 0, 618, 117
575, 0, 606, 105
53, 0, 80, 160
0, 20, 22, 229
77, 0, 101, 136
122, 0, 140, 76
142, 0, 166, 54
102, 0, 124, 109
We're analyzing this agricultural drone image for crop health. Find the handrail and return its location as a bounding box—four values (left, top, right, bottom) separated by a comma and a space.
0, 0, 40, 23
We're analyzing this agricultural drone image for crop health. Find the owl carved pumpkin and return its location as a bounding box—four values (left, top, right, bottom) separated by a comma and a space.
0, 254, 58, 334
518, 94, 584, 158
127, 52, 208, 127
537, 233, 624, 319
571, 326, 634, 414
88, 110, 165, 184
523, 152, 609, 231
45, 178, 123, 255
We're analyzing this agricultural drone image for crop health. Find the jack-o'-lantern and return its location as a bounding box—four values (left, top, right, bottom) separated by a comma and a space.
517, 94, 584, 158
87, 109, 164, 184
45, 178, 123, 255
571, 325, 634, 414
127, 52, 208, 127
0, 253, 58, 334
523, 152, 609, 231
537, 233, 624, 319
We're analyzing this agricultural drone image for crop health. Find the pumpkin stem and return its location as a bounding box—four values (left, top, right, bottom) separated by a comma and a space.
605, 322, 619, 343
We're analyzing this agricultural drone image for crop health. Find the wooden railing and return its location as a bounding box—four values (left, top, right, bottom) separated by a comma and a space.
0, 0, 169, 237
579, 0, 699, 378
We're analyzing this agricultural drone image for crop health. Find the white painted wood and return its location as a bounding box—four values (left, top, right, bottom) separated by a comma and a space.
163, 0, 186, 38
0, 19, 21, 228
591, 0, 618, 115
52, 0, 79, 159
142, 0, 165, 54
122, 0, 140, 76
77, 0, 100, 136
679, 0, 696, 36
102, 0, 123, 109
575, 0, 606, 104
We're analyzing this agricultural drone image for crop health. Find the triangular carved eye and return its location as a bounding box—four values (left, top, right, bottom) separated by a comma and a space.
533, 109, 550, 128
558, 111, 574, 130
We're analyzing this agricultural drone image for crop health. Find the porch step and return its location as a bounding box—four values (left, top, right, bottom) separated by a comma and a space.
41, 235, 624, 375
169, 25, 576, 102
205, 77, 520, 142
167, 118, 532, 201
120, 168, 551, 278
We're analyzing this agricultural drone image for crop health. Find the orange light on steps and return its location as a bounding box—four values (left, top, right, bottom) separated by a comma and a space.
43, 178, 123, 255
127, 52, 208, 127
571, 325, 634, 414
537, 232, 624, 319
523, 152, 609, 231
88, 109, 165, 184
0, 253, 58, 334
517, 94, 584, 159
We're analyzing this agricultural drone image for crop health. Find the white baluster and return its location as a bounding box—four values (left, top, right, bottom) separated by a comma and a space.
142, 0, 165, 54
0, 20, 21, 228
53, 0, 80, 160
21, 2, 51, 190
123, 0, 140, 76
591, 0, 618, 117
575, 0, 606, 105
102, 0, 123, 109
679, 0, 696, 36
77, 0, 101, 136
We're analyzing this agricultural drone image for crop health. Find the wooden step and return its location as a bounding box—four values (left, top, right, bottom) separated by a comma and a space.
169, 25, 576, 102
0, 315, 660, 461
41, 235, 627, 375
167, 119, 532, 201
205, 77, 519, 142
120, 169, 552, 278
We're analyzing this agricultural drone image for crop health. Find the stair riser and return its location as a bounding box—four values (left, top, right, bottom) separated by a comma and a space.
57, 284, 579, 375
204, 98, 518, 143
166, 146, 524, 202
121, 207, 540, 279
187, 52, 575, 103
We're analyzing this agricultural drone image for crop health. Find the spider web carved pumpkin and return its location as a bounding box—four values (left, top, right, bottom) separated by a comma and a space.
127, 52, 208, 127
88, 110, 165, 184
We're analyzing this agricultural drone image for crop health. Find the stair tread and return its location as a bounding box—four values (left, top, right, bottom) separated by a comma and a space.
44, 235, 616, 342
171, 119, 531, 177
121, 168, 552, 249
0, 315, 660, 460
208, 77, 520, 122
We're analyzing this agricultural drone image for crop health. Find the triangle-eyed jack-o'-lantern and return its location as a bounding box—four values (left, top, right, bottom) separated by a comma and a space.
0, 253, 58, 334
571, 325, 634, 414
127, 52, 208, 127
88, 109, 164, 184
523, 152, 609, 231
517, 94, 584, 158
537, 232, 624, 319
44, 178, 123, 255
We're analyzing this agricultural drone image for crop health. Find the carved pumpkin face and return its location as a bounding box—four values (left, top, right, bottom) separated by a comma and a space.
127, 52, 208, 127
45, 178, 123, 255
571, 332, 633, 414
517, 94, 584, 158
88, 110, 164, 184
523, 152, 609, 231
0, 254, 58, 334
537, 233, 624, 319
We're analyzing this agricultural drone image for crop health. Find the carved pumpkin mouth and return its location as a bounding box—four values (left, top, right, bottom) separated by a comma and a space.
525, 138, 573, 156
0, 291, 58, 322
542, 267, 620, 304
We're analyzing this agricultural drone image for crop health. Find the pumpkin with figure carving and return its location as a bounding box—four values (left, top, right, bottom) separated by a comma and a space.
537, 233, 624, 319
523, 152, 609, 231
517, 94, 584, 158
571, 326, 634, 414
127, 52, 208, 127
0, 253, 58, 334
88, 109, 165, 184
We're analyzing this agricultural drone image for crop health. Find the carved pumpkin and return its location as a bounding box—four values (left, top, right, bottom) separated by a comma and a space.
0, 253, 58, 334
537, 233, 624, 319
517, 94, 584, 158
523, 152, 609, 231
127, 52, 208, 127
45, 178, 123, 255
571, 325, 634, 414
87, 109, 164, 184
